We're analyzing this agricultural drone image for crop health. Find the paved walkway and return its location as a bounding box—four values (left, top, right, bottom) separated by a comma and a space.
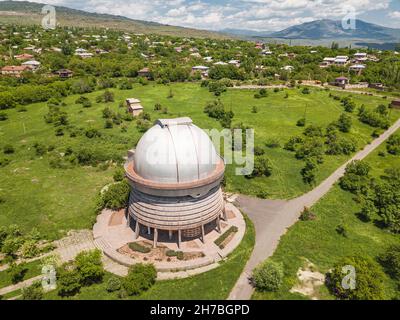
228, 118, 400, 300
0, 275, 42, 296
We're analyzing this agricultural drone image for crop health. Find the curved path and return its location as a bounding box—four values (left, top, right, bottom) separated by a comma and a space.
228, 118, 400, 300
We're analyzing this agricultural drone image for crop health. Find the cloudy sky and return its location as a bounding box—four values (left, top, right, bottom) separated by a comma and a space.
10, 0, 400, 31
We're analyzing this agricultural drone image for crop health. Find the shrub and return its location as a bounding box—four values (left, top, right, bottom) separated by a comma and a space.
253, 146, 265, 156
339, 160, 371, 194
3, 145, 14, 154
22, 281, 43, 300
57, 263, 82, 297
0, 112, 8, 121
113, 168, 125, 182
8, 262, 28, 284
296, 118, 306, 127
214, 226, 238, 249
20, 240, 39, 259
166, 250, 184, 260
106, 276, 122, 292
386, 134, 400, 155
75, 249, 104, 285
378, 245, 400, 280
299, 207, 316, 221
128, 242, 151, 253
337, 113, 352, 133
101, 181, 130, 210
246, 156, 272, 178
301, 87, 310, 94
122, 263, 157, 296
251, 106, 258, 113
326, 256, 386, 300
252, 260, 283, 291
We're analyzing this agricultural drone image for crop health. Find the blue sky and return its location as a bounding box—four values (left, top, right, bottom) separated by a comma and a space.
11, 0, 400, 30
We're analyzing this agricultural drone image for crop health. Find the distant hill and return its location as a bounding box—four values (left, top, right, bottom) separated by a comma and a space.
222, 19, 400, 43
270, 19, 400, 41
0, 0, 227, 39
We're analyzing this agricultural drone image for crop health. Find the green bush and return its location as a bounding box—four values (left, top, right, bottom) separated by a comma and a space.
386, 134, 400, 155
0, 112, 8, 121
22, 281, 43, 300
3, 145, 14, 154
299, 207, 316, 221
20, 240, 39, 259
128, 242, 151, 253
106, 276, 122, 292
166, 250, 184, 260
214, 226, 238, 249
379, 245, 400, 280
252, 260, 284, 291
8, 262, 28, 284
122, 263, 157, 296
326, 256, 386, 300
101, 181, 130, 210
57, 263, 82, 297
75, 249, 104, 285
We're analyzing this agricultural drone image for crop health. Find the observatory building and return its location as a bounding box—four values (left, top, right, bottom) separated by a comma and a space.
124, 117, 226, 247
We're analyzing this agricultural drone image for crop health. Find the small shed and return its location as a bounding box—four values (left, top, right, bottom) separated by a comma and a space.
126, 98, 144, 116
391, 99, 400, 109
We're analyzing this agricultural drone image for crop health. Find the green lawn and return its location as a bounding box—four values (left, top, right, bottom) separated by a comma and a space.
252, 129, 400, 300
0, 82, 398, 238
43, 214, 255, 300
0, 259, 42, 288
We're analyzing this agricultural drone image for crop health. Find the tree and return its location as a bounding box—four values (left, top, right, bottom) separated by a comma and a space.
100, 181, 130, 210
8, 262, 27, 284
296, 118, 306, 127
339, 160, 371, 194
379, 245, 400, 280
122, 263, 157, 296
75, 249, 104, 285
301, 159, 318, 185
326, 256, 386, 300
246, 156, 272, 178
22, 281, 43, 300
386, 134, 400, 155
252, 260, 283, 292
337, 113, 352, 133
57, 263, 82, 297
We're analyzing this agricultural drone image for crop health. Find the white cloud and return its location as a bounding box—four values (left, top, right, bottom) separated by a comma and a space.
6, 0, 395, 31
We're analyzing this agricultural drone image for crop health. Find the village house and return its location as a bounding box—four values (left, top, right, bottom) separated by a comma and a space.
22, 60, 41, 70
228, 59, 240, 67
281, 65, 294, 72
126, 98, 144, 116
138, 67, 151, 79
334, 76, 349, 87
349, 64, 366, 74
14, 53, 34, 61
191, 65, 209, 78
334, 56, 349, 66
75, 52, 94, 59
1, 65, 31, 77
261, 49, 273, 55
213, 61, 228, 66
319, 57, 335, 67
55, 69, 73, 79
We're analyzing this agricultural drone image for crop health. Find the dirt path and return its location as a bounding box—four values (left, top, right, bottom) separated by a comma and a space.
228, 118, 400, 300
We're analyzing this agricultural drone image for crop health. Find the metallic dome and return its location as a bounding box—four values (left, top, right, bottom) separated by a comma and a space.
134, 117, 219, 183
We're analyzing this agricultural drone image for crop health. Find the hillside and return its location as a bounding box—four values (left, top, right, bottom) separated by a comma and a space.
0, 0, 227, 39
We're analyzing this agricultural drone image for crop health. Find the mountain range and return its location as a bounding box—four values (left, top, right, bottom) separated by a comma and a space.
222, 19, 400, 42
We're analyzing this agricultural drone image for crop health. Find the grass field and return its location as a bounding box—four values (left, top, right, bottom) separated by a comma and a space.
0, 82, 399, 238
252, 129, 400, 300
0, 259, 42, 288
42, 214, 255, 300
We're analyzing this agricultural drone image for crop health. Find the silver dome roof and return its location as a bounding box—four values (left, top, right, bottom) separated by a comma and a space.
134, 117, 219, 183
